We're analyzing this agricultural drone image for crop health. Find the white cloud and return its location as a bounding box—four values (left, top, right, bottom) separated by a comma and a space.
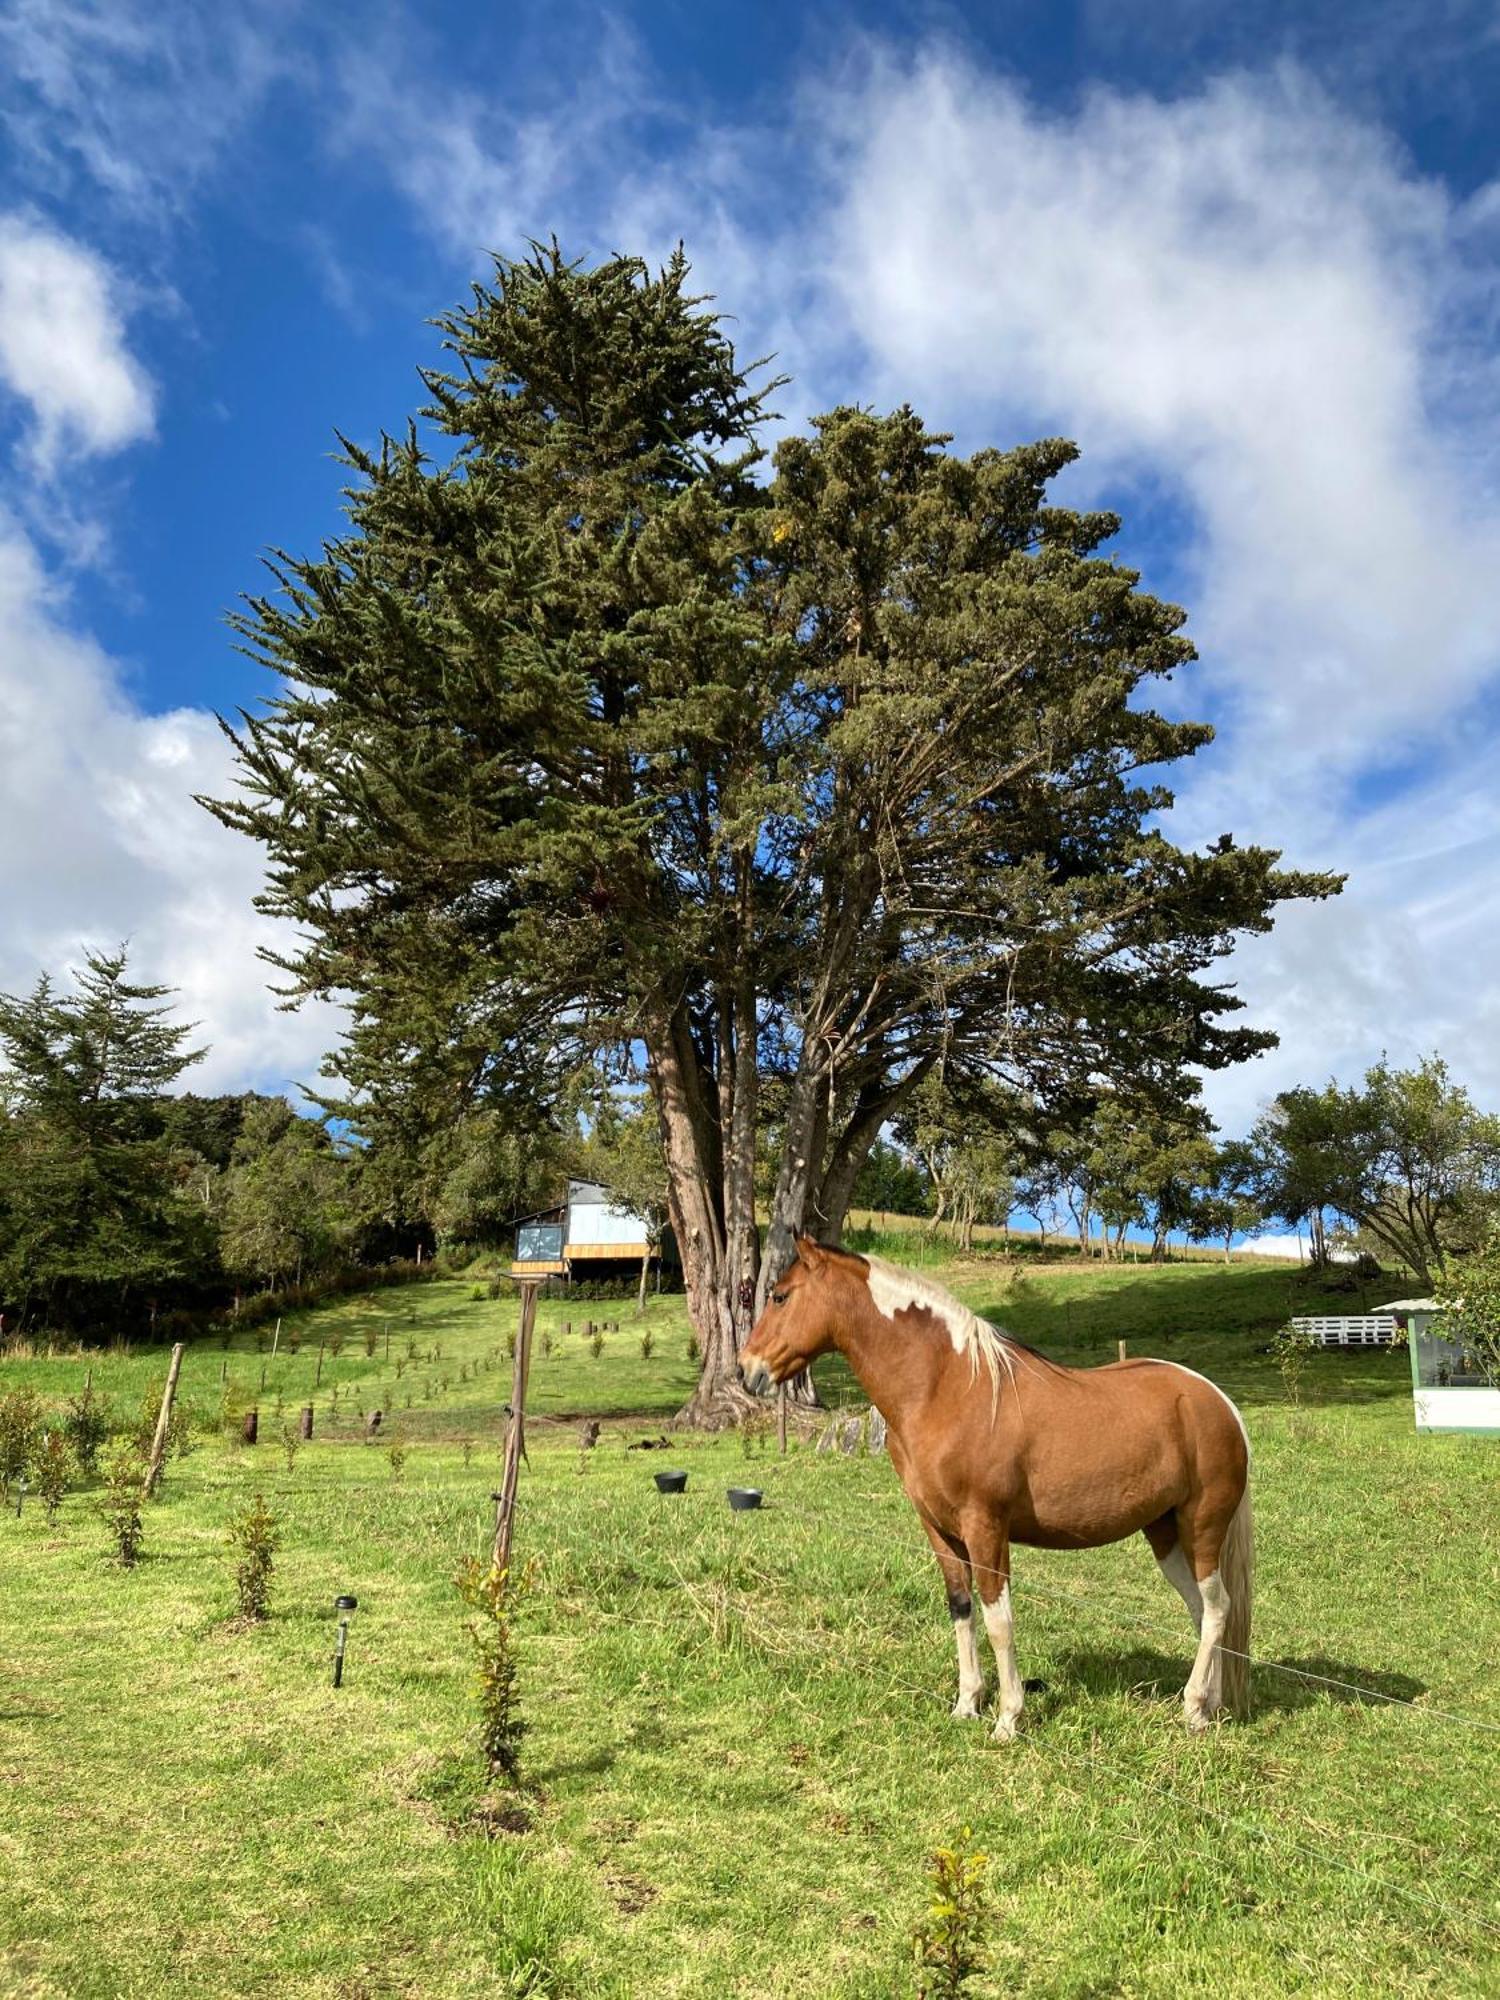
0, 213, 156, 471
0, 518, 341, 1097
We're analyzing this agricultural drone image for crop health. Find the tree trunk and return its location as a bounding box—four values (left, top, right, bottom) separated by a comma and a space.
637, 1243, 650, 1314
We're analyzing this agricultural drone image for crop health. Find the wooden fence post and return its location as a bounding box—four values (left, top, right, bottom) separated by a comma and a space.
143, 1343, 186, 1497
491, 1279, 541, 1577
778, 1382, 788, 1457
1117, 1339, 1128, 1364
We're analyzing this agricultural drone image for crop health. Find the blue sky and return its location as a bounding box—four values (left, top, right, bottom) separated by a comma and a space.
2, 0, 1499, 1160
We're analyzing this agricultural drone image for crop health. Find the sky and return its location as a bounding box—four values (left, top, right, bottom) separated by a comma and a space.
1, 0, 1499, 1147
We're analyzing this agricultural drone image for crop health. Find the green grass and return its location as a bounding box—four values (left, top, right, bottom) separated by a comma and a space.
3, 1262, 1498, 1997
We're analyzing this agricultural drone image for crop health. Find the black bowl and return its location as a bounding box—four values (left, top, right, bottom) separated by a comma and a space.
654, 1470, 688, 1494
726, 1487, 763, 1511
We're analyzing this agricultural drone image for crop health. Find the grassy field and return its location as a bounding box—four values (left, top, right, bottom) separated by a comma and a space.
2, 1258, 1498, 1997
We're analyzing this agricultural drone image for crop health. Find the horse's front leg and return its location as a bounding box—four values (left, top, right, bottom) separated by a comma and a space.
917, 1517, 984, 1719
967, 1522, 1023, 1742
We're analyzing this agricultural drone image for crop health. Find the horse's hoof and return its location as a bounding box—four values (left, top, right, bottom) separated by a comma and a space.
952, 1695, 983, 1720
991, 1714, 1021, 1744
1184, 1704, 1218, 1734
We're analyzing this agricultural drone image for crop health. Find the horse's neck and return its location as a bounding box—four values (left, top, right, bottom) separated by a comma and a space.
835, 1308, 950, 1428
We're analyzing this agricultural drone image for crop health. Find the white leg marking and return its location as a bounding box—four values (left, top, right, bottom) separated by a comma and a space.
981, 1584, 1024, 1742
1184, 1569, 1230, 1731
953, 1611, 984, 1719
1156, 1542, 1204, 1634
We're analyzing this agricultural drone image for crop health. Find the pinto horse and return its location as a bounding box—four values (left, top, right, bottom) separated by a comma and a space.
740, 1238, 1253, 1737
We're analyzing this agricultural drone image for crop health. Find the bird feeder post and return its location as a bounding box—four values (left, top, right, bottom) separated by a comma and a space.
143, 1343, 186, 1498
491, 1277, 542, 1577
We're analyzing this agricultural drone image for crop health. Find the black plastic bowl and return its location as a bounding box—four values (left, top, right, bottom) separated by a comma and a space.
653, 1470, 688, 1494
726, 1487, 763, 1511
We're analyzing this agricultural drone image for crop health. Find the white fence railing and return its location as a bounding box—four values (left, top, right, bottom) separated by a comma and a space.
1290, 1315, 1399, 1348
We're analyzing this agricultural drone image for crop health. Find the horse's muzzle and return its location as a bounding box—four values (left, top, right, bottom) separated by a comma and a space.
739, 1353, 774, 1394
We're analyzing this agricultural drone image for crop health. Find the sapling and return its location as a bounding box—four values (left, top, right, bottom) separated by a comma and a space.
387, 1436, 408, 1482
98, 1441, 146, 1566
282, 1424, 302, 1473
589, 1331, 605, 1360
455, 1557, 527, 1785
539, 1329, 553, 1359
685, 1333, 700, 1364
911, 1827, 990, 1999
640, 1330, 655, 1361
227, 1494, 280, 1620
35, 1430, 73, 1522
363, 1326, 379, 1357
0, 1388, 43, 1498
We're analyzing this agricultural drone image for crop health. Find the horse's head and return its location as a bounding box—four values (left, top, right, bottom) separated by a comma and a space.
739, 1236, 862, 1391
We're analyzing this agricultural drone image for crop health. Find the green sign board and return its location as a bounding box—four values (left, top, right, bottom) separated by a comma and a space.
516, 1223, 564, 1262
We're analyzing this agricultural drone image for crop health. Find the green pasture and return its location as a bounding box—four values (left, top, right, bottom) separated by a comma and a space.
2, 1260, 1497, 1997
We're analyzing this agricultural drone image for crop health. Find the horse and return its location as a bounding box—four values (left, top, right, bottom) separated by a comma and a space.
739, 1238, 1253, 1738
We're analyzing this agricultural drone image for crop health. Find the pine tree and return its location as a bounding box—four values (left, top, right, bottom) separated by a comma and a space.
0, 950, 207, 1327
206, 245, 1342, 1422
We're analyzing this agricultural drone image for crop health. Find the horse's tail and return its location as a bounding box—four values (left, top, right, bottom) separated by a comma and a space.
1219, 1479, 1255, 1718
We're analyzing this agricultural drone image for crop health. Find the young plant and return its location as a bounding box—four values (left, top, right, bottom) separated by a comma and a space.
506, 1328, 518, 1360
227, 1494, 280, 1621
454, 1557, 527, 1786
539, 1328, 554, 1359
1273, 1322, 1317, 1411
36, 1430, 73, 1522
685, 1333, 700, 1364
589, 1331, 605, 1360
0, 1387, 43, 1498
461, 1438, 474, 1468
911, 1826, 990, 1999
386, 1436, 409, 1482
281, 1424, 302, 1473
98, 1441, 146, 1567
363, 1326, 379, 1357
640, 1329, 655, 1360
326, 1330, 346, 1357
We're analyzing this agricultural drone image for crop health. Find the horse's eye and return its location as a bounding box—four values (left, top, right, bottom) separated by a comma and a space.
772, 1290, 788, 1307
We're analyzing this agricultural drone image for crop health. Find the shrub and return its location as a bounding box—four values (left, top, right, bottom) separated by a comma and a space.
455, 1557, 527, 1786
589, 1331, 605, 1360
281, 1424, 302, 1473
0, 1388, 43, 1498
539, 1329, 553, 1359
640, 1330, 655, 1360
326, 1330, 345, 1357
686, 1332, 700, 1364
1272, 1322, 1317, 1410
387, 1436, 408, 1482
36, 1430, 73, 1522
363, 1326, 379, 1357
98, 1441, 146, 1566
911, 1827, 990, 1998
227, 1494, 279, 1620
506, 1328, 518, 1360
471, 1283, 488, 1302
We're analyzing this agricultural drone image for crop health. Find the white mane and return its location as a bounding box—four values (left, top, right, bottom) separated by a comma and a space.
860, 1255, 1027, 1400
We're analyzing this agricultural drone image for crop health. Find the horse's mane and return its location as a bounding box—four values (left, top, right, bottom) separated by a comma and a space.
858, 1254, 1059, 1401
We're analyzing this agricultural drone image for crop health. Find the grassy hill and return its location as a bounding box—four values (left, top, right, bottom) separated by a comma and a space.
2, 1256, 1496, 1997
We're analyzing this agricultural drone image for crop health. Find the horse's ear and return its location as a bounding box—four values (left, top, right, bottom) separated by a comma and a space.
795, 1234, 825, 1273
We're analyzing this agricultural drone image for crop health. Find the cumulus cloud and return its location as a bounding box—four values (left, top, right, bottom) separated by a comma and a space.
0, 213, 155, 471
0, 518, 341, 1096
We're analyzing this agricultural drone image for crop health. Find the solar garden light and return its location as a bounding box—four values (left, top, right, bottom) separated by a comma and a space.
332, 1594, 358, 1687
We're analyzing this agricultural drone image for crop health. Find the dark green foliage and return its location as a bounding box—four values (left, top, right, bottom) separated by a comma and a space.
455, 1557, 527, 1787
912, 1828, 991, 1999
0, 950, 209, 1329
98, 1442, 145, 1566
227, 1494, 279, 1620
63, 1385, 112, 1474
0, 1387, 43, 1496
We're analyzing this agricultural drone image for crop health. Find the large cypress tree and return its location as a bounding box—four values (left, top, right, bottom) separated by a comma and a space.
208, 245, 1340, 1421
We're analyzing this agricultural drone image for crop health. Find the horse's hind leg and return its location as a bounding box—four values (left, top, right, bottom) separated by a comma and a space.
1175, 1503, 1234, 1732
966, 1523, 1024, 1743
918, 1518, 984, 1719
1143, 1513, 1202, 1634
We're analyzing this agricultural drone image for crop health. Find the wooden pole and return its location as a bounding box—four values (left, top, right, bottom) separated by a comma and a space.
270, 1318, 282, 1360
1117, 1339, 1128, 1364
315, 1336, 326, 1386
143, 1343, 186, 1497
491, 1279, 541, 1576
778, 1382, 788, 1456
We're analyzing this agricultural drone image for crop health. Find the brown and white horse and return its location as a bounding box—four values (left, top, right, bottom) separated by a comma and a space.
740, 1238, 1253, 1737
